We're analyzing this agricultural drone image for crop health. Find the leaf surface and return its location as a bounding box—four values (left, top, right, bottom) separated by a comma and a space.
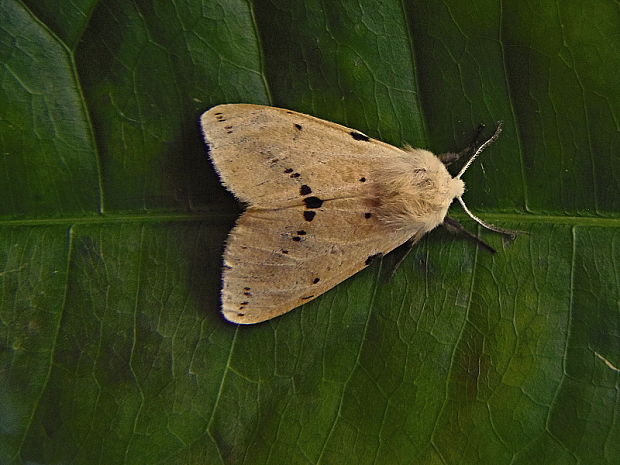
1, 0, 618, 464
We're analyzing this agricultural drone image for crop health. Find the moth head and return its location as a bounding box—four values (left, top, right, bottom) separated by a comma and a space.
452, 121, 522, 238
447, 176, 465, 200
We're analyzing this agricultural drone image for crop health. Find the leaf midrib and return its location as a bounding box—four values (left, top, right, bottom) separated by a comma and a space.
0, 212, 617, 228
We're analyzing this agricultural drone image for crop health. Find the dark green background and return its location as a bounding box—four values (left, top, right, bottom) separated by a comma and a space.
1, 0, 618, 464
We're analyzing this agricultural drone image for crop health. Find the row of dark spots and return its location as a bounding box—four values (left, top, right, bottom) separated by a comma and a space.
302, 195, 322, 222
292, 230, 306, 242
284, 168, 300, 178
214, 112, 226, 123
281, 140, 317, 220
299, 184, 315, 221
238, 286, 252, 312
303, 196, 323, 209
359, 178, 371, 218
301, 274, 322, 300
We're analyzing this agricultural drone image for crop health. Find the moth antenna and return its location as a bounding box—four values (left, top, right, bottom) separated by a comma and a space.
456, 196, 525, 238
456, 121, 504, 179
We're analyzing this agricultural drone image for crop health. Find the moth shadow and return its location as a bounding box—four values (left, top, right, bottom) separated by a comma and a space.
181, 217, 237, 327
379, 225, 482, 282
162, 109, 241, 326
378, 233, 445, 282
177, 109, 239, 209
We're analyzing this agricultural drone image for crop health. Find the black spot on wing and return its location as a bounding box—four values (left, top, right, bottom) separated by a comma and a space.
364, 213, 372, 219
284, 168, 294, 173
294, 123, 302, 130
304, 197, 323, 209
313, 278, 320, 284
365, 253, 383, 266
300, 185, 312, 195
290, 172, 300, 178
350, 131, 370, 142
292, 229, 306, 242
359, 177, 366, 182
303, 211, 316, 222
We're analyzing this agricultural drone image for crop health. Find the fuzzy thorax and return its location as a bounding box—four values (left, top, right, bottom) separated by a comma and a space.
374, 148, 464, 232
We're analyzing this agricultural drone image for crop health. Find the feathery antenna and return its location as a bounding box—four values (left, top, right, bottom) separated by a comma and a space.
456, 121, 525, 238
457, 121, 504, 179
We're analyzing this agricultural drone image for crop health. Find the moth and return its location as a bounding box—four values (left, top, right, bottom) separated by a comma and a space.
201, 104, 518, 324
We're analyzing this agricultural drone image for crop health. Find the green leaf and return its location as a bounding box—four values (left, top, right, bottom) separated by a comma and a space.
1, 0, 618, 464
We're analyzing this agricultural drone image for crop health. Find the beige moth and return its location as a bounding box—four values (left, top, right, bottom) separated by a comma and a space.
201, 104, 516, 324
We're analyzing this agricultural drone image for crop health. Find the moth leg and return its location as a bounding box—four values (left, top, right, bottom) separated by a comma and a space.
382, 239, 416, 281
438, 123, 486, 166
443, 216, 497, 254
